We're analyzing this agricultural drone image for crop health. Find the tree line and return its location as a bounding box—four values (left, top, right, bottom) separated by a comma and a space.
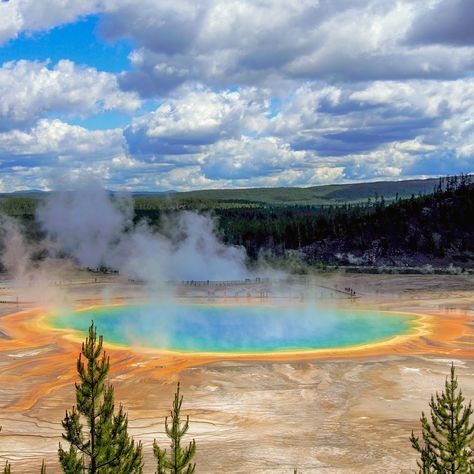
1, 322, 473, 473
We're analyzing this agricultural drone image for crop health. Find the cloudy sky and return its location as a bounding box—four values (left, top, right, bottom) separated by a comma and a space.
0, 0, 473, 192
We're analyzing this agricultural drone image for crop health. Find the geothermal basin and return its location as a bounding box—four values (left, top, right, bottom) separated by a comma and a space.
47, 302, 420, 354
0, 274, 473, 473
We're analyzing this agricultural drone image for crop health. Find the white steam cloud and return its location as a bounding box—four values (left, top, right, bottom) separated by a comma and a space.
36, 182, 133, 269
36, 181, 249, 283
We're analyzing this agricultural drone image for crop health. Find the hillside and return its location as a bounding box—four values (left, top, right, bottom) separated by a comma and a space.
134, 177, 441, 208
215, 175, 474, 269
300, 179, 474, 269
0, 176, 443, 216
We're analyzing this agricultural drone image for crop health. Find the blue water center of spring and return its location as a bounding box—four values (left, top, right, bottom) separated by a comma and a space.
50, 303, 416, 353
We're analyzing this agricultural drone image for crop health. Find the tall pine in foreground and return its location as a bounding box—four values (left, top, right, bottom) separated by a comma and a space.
153, 383, 196, 474
410, 363, 474, 473
58, 322, 143, 473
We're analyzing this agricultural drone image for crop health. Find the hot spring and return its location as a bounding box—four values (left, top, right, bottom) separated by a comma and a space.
48, 303, 418, 354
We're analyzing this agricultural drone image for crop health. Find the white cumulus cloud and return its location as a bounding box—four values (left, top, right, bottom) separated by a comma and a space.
0, 0, 99, 45
0, 59, 140, 130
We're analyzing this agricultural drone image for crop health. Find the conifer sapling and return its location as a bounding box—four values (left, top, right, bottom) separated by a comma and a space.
410, 363, 474, 473
153, 383, 196, 474
58, 321, 143, 473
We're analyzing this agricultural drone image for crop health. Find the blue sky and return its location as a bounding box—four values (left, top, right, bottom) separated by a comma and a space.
1, 15, 132, 73
0, 0, 473, 191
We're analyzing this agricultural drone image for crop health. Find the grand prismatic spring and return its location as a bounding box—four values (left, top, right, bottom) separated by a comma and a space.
48, 303, 419, 354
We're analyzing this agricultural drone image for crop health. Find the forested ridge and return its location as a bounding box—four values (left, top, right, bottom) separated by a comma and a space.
297, 174, 474, 268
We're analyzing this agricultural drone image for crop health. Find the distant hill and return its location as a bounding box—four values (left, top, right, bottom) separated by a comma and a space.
134, 177, 443, 209
0, 177, 446, 215
0, 190, 46, 199
132, 191, 177, 196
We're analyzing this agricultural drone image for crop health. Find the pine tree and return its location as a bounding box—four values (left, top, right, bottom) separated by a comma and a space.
40, 460, 46, 474
58, 322, 143, 473
153, 383, 196, 474
410, 363, 474, 473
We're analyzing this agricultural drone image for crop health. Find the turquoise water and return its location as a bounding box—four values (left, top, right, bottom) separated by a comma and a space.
49, 304, 415, 353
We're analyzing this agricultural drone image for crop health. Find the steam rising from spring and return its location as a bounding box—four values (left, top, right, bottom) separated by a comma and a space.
36, 182, 249, 283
